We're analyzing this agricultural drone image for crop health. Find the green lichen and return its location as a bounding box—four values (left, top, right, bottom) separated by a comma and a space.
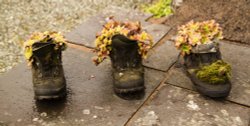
143, 0, 173, 18
196, 60, 231, 84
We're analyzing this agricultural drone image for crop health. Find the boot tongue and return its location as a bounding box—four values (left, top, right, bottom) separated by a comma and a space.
112, 34, 137, 46
32, 42, 57, 71
110, 34, 141, 69
32, 42, 55, 57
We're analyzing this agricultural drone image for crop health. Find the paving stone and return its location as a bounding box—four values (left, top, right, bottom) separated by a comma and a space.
143, 40, 179, 71
65, 7, 169, 48
127, 84, 250, 126
0, 48, 165, 126
165, 66, 193, 90
165, 41, 250, 106
220, 42, 250, 106
144, 24, 171, 46
65, 7, 149, 48
64, 14, 104, 48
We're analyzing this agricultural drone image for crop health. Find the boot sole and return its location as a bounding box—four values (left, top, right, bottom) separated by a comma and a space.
184, 67, 231, 98
190, 74, 231, 98
114, 86, 145, 100
114, 86, 145, 93
195, 84, 230, 98
34, 86, 66, 100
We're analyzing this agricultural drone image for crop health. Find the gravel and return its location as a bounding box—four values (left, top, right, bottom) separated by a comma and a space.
0, 0, 150, 74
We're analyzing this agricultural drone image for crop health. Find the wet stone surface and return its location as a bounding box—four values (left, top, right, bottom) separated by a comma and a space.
0, 0, 151, 74
0, 47, 165, 126
165, 41, 250, 107
143, 41, 179, 71
127, 84, 250, 126
65, 7, 170, 48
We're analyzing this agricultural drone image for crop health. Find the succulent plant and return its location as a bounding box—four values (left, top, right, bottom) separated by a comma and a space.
24, 31, 67, 65
93, 17, 153, 65
143, 0, 173, 18
175, 20, 223, 55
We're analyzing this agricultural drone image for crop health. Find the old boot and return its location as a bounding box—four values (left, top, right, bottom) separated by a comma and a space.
184, 42, 231, 98
32, 42, 66, 100
110, 35, 145, 99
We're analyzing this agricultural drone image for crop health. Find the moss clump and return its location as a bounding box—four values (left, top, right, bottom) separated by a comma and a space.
143, 0, 173, 18
196, 60, 231, 84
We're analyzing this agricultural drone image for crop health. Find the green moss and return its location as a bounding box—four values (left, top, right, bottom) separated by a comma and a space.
196, 60, 231, 84
143, 0, 173, 18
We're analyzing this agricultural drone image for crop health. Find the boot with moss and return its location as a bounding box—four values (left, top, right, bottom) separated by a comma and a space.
110, 35, 145, 99
184, 42, 231, 98
175, 20, 232, 98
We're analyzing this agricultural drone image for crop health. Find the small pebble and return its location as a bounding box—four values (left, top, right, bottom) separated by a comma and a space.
32, 118, 39, 122
119, 72, 124, 76
41, 122, 47, 126
40, 112, 47, 117
94, 106, 104, 110
38, 119, 43, 123
83, 109, 90, 115
107, 122, 113, 125
17, 119, 22, 122
4, 112, 12, 116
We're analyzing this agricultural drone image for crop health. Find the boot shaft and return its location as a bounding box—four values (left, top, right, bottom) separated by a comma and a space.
31, 43, 64, 79
110, 35, 142, 70
184, 42, 222, 68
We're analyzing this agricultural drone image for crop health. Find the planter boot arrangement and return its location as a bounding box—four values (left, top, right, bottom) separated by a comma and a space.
22, 19, 232, 102
110, 35, 145, 99
93, 18, 153, 100
24, 32, 67, 100
175, 20, 232, 98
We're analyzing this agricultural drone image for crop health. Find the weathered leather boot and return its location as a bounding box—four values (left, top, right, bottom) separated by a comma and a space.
110, 34, 145, 100
31, 42, 66, 100
184, 42, 231, 98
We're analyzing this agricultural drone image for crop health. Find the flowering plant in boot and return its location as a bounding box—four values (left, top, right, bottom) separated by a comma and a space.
24, 31, 67, 65
175, 20, 223, 55
93, 17, 153, 65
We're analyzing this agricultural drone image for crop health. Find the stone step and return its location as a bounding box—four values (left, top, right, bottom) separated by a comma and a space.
165, 41, 250, 107
127, 84, 250, 126
65, 7, 171, 48
143, 40, 179, 71
0, 47, 166, 125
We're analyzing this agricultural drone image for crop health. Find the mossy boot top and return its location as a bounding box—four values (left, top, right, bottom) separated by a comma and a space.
31, 42, 66, 100
110, 35, 145, 100
184, 42, 231, 98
